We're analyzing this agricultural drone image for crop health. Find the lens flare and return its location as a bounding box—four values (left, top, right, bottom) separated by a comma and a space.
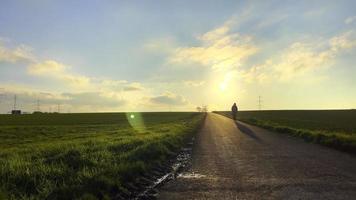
126, 112, 145, 132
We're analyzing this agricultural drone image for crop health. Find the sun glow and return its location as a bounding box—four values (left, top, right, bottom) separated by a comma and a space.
218, 72, 234, 91
219, 82, 227, 91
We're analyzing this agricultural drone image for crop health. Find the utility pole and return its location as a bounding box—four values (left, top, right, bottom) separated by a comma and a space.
13, 95, 17, 110
0, 93, 4, 104
0, 92, 4, 114
36, 99, 40, 112
258, 95, 262, 111
57, 103, 60, 113
0, 90, 4, 103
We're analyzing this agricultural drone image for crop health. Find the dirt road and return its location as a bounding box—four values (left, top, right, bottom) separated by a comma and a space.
158, 113, 356, 200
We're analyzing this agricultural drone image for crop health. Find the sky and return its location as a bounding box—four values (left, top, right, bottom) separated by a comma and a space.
0, 0, 355, 113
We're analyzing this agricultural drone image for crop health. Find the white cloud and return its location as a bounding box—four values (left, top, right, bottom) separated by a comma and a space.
241, 31, 356, 82
28, 60, 91, 88
99, 79, 145, 92
143, 37, 176, 53
0, 41, 95, 90
329, 30, 356, 51
0, 40, 94, 90
255, 14, 288, 29
168, 20, 258, 70
273, 42, 333, 80
199, 21, 231, 42
28, 60, 66, 75
61, 92, 125, 107
345, 16, 356, 24
101, 79, 128, 87
0, 85, 126, 113
0, 39, 148, 112
0, 42, 35, 63
27, 60, 146, 93
123, 82, 144, 91
147, 92, 188, 106
184, 80, 205, 87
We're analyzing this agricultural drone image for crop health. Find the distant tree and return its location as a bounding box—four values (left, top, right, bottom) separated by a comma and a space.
202, 105, 208, 113
196, 106, 202, 112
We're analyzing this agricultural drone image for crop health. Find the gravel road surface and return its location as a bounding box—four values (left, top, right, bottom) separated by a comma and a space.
158, 113, 356, 200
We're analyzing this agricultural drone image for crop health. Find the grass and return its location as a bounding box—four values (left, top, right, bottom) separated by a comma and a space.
215, 110, 356, 154
0, 112, 205, 200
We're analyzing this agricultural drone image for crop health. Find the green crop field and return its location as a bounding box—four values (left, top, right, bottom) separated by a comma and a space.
0, 112, 204, 200
215, 110, 356, 153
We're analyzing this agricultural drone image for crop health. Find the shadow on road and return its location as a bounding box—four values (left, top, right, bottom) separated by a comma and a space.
234, 121, 263, 143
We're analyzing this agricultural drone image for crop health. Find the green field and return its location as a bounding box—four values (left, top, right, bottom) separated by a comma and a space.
0, 112, 204, 199
215, 110, 356, 153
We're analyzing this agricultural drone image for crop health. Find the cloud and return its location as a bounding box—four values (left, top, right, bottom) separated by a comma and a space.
143, 37, 176, 53
0, 40, 146, 112
273, 42, 334, 80
199, 21, 231, 42
255, 14, 288, 29
0, 87, 68, 113
184, 80, 205, 87
123, 82, 144, 91
62, 75, 91, 87
100, 79, 128, 87
241, 31, 356, 82
345, 16, 356, 24
147, 92, 188, 105
99, 79, 145, 92
61, 92, 125, 107
0, 86, 126, 113
239, 61, 271, 83
0, 41, 93, 90
25, 57, 146, 94
28, 60, 66, 75
0, 41, 146, 111
168, 20, 258, 70
1, 37, 188, 112
329, 31, 356, 51
0, 42, 35, 63
28, 60, 91, 88
0, 40, 93, 89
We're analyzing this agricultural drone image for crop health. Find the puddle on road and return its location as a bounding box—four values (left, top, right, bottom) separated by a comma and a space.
135, 138, 195, 199
178, 172, 206, 179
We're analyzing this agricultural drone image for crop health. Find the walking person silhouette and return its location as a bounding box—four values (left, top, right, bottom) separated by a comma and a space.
231, 103, 238, 120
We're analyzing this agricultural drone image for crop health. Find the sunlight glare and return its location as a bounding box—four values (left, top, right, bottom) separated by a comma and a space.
219, 82, 227, 91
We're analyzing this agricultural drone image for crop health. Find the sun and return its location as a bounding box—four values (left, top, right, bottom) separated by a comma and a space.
219, 82, 227, 91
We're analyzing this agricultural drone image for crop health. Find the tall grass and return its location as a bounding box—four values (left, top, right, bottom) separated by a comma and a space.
0, 112, 204, 199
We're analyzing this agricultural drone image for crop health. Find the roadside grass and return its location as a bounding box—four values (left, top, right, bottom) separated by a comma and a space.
0, 112, 205, 199
215, 110, 356, 154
